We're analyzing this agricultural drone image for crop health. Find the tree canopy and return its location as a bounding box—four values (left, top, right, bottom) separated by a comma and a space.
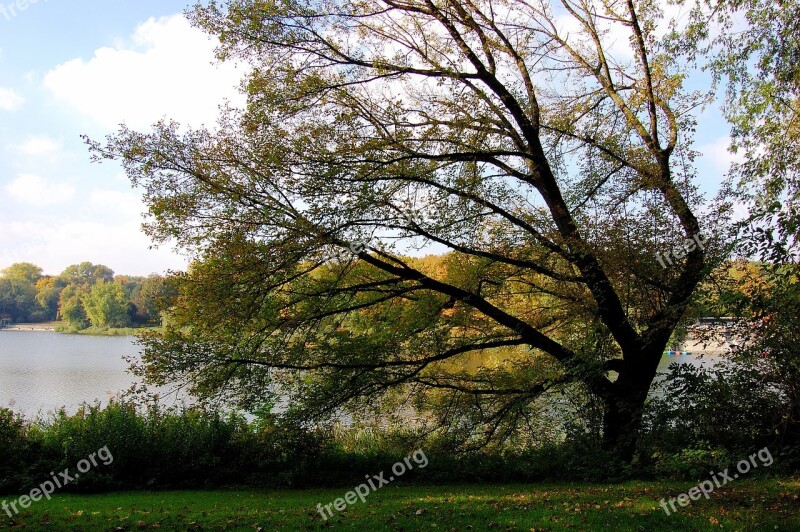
0, 263, 45, 323
90, 0, 742, 460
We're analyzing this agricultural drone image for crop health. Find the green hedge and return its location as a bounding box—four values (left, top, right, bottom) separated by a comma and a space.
1, 401, 795, 496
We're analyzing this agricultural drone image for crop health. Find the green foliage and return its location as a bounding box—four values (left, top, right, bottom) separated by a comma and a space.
649, 446, 733, 480
58, 285, 90, 330
2, 263, 42, 284
1, 400, 797, 498
18, 403, 246, 491
34, 276, 64, 321
676, 0, 800, 260
59, 262, 114, 288
131, 274, 174, 324
0, 261, 175, 330
728, 265, 800, 455
0, 408, 34, 493
3, 402, 365, 492
82, 281, 132, 328
642, 362, 786, 452
0, 263, 43, 322
640, 263, 800, 475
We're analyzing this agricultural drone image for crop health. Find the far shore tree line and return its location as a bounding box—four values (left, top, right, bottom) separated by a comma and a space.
0, 262, 176, 330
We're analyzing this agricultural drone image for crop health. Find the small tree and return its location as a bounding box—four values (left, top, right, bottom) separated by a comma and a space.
35, 276, 65, 322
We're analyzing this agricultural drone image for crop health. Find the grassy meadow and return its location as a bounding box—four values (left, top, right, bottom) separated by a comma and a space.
2, 479, 798, 530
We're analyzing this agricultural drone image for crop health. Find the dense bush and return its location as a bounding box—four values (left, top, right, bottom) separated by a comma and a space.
639, 359, 798, 479
0, 402, 640, 496
642, 362, 785, 451
0, 409, 35, 493
647, 445, 734, 480
2, 392, 795, 496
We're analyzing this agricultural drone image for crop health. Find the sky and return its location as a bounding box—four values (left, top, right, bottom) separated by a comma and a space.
0, 0, 737, 277
0, 0, 245, 276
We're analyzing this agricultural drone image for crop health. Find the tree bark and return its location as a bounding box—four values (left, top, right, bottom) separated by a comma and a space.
601, 389, 649, 462
600, 351, 662, 462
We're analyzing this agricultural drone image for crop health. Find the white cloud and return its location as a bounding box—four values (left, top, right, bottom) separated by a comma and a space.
13, 135, 63, 158
0, 87, 24, 111
0, 188, 184, 276
89, 189, 144, 217
43, 14, 246, 130
698, 135, 745, 171
0, 219, 187, 276
5, 174, 75, 206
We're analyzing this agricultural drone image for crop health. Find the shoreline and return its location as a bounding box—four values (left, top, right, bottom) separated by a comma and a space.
1, 323, 59, 332
1, 323, 158, 336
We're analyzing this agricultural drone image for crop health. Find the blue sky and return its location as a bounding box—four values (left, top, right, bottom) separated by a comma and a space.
0, 0, 246, 275
0, 1, 736, 276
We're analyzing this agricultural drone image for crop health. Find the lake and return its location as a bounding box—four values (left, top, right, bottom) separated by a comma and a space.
0, 330, 725, 418
0, 331, 141, 418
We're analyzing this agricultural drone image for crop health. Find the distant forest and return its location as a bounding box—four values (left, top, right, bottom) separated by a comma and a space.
0, 262, 176, 329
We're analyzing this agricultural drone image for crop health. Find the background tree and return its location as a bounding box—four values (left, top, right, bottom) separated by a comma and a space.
135, 274, 175, 325
0, 277, 16, 323
0, 261, 172, 328
0, 263, 44, 322
58, 285, 90, 329
93, 0, 728, 461
676, 0, 800, 260
114, 275, 146, 324
2, 263, 43, 285
35, 276, 66, 321
58, 262, 115, 288
56, 263, 116, 329
82, 281, 132, 329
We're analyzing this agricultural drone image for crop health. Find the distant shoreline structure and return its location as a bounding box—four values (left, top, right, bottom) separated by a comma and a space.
0, 322, 58, 332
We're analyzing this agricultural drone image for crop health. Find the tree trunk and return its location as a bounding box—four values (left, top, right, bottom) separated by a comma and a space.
600, 352, 662, 463
601, 389, 649, 462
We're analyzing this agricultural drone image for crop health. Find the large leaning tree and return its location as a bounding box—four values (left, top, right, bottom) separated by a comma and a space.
91, 0, 727, 461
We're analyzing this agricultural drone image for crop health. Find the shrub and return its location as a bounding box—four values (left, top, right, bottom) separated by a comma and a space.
649, 445, 733, 480
0, 409, 33, 493
642, 362, 786, 448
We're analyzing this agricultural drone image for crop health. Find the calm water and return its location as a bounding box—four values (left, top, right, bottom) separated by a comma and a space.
0, 331, 141, 417
0, 330, 723, 418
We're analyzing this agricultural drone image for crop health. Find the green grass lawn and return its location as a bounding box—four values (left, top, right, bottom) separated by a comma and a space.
2, 479, 797, 530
